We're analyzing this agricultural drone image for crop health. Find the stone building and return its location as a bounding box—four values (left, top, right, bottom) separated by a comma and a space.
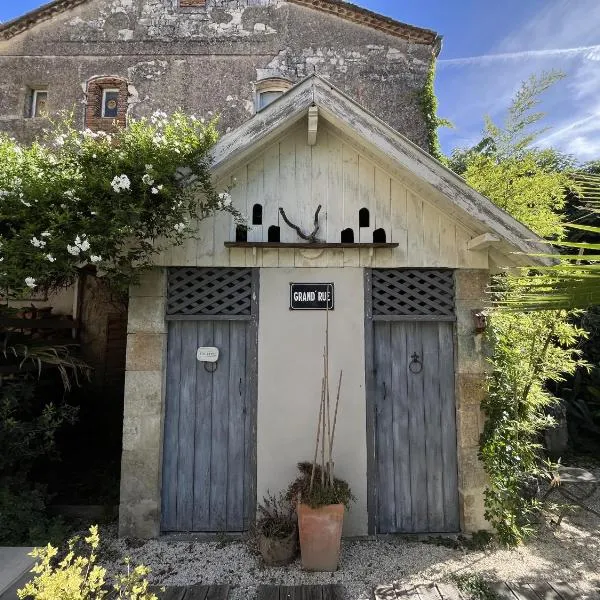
0, 0, 548, 538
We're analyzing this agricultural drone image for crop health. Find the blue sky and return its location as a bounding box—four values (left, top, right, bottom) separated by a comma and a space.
2, 0, 600, 162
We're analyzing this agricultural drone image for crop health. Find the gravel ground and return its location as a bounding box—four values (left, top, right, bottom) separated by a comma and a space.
100, 470, 600, 600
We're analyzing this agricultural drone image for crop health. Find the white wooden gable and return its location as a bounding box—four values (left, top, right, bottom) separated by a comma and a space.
156, 75, 550, 269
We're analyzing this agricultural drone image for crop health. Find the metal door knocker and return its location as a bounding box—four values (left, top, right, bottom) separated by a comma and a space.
409, 352, 423, 374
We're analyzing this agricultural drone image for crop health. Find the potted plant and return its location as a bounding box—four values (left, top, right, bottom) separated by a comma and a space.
255, 492, 298, 566
286, 312, 355, 572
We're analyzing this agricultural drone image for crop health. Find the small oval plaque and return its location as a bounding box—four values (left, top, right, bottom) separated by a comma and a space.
197, 347, 219, 362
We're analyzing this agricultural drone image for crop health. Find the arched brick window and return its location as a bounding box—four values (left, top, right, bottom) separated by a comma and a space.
85, 76, 128, 131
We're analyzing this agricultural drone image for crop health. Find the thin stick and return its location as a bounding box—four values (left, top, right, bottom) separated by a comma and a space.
321, 348, 326, 487
329, 370, 343, 465
325, 306, 331, 486
310, 375, 325, 495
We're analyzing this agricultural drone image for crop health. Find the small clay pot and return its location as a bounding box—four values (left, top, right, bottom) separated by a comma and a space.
297, 503, 344, 571
257, 527, 298, 566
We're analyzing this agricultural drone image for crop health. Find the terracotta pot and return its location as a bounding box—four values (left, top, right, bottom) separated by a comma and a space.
297, 503, 344, 571
257, 528, 298, 566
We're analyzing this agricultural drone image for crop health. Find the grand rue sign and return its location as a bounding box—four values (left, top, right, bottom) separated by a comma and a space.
289, 283, 334, 310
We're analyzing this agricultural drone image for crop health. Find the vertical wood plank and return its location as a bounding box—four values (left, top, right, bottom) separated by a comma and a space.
279, 133, 297, 242
263, 141, 281, 267
406, 191, 424, 267
391, 321, 412, 532
407, 320, 427, 532
364, 270, 377, 534
390, 180, 408, 264
244, 269, 260, 530
192, 321, 214, 530
374, 320, 395, 533
176, 322, 199, 531
422, 203, 441, 267
312, 126, 328, 241
212, 211, 232, 268
227, 320, 247, 530
423, 322, 444, 531
374, 167, 393, 266
230, 167, 248, 267
358, 155, 375, 243
162, 321, 182, 530
247, 156, 264, 243
438, 322, 460, 531
209, 320, 231, 531
439, 221, 457, 269
342, 144, 359, 239
327, 129, 344, 243
296, 128, 313, 243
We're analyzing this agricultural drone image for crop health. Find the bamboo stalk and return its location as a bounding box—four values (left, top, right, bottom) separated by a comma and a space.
325, 306, 331, 487
329, 369, 343, 468
321, 348, 326, 487
310, 374, 326, 495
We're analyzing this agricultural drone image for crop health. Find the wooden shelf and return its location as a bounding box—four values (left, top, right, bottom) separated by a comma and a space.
224, 242, 399, 249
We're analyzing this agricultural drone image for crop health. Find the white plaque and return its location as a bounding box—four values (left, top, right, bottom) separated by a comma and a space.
197, 347, 219, 362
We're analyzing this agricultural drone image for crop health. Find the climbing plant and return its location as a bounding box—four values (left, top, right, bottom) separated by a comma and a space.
0, 111, 240, 297
419, 57, 451, 163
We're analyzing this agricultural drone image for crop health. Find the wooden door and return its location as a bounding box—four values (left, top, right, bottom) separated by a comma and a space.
161, 268, 258, 533
367, 269, 459, 534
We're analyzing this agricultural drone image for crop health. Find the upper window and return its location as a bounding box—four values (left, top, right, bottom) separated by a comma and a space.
29, 89, 48, 118
85, 76, 128, 132
255, 77, 292, 112
102, 89, 120, 118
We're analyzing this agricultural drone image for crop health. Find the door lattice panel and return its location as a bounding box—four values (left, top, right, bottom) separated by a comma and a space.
372, 269, 454, 318
167, 268, 253, 317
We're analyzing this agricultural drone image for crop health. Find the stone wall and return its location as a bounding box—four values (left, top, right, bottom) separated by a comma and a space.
454, 269, 490, 532
119, 268, 167, 538
0, 0, 435, 147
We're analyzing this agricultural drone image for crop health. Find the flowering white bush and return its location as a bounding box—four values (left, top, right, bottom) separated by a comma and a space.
0, 111, 240, 295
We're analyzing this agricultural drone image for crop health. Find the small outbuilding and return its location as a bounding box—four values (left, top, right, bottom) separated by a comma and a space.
119, 74, 548, 538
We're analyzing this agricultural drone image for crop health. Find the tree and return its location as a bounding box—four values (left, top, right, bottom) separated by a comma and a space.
0, 112, 239, 297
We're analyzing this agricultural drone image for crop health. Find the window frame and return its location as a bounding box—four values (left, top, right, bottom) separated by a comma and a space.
254, 77, 293, 112
30, 89, 48, 118
101, 88, 120, 119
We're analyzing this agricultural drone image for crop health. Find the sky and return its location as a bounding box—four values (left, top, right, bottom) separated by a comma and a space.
2, 0, 600, 163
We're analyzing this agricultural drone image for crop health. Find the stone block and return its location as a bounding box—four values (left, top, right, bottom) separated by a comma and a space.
454, 269, 490, 302
119, 448, 161, 507
456, 333, 486, 374
456, 372, 487, 407
122, 413, 163, 452
129, 268, 167, 298
123, 370, 164, 416
459, 487, 490, 532
118, 499, 160, 539
458, 447, 488, 489
126, 333, 167, 371
457, 406, 480, 449
127, 295, 167, 334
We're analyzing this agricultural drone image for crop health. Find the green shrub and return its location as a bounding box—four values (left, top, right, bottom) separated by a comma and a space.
286, 462, 355, 510
18, 525, 158, 600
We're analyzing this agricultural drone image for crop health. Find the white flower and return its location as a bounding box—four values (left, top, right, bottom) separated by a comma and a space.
90, 255, 102, 263
46, 254, 56, 262
92, 154, 97, 159
151, 187, 159, 194
142, 173, 154, 186
20, 199, 32, 207
67, 244, 81, 256
31, 236, 46, 248
145, 164, 153, 171
74, 235, 90, 252
0, 190, 9, 198
218, 192, 232, 207
54, 135, 66, 147
0, 257, 3, 262
90, 211, 97, 216
174, 222, 186, 233
25, 277, 37, 288
111, 174, 131, 193
41, 231, 51, 237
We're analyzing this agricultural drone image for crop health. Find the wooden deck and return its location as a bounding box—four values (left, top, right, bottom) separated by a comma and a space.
374, 581, 590, 600
150, 584, 229, 600
258, 585, 344, 600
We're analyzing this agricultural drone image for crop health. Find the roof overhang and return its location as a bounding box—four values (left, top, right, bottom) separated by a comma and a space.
211, 74, 554, 267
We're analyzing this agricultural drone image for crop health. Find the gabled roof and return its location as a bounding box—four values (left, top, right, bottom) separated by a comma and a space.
211, 74, 552, 266
0, 0, 440, 49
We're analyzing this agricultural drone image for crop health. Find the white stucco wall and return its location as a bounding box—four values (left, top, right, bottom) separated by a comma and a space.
257, 267, 368, 536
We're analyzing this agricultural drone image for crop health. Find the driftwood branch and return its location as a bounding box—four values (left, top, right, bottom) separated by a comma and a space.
279, 205, 322, 243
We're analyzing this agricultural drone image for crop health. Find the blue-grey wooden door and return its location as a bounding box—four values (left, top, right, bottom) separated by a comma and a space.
161, 268, 258, 533
372, 320, 460, 533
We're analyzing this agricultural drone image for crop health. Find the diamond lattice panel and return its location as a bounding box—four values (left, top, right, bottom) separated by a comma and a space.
167, 268, 252, 316
372, 269, 454, 317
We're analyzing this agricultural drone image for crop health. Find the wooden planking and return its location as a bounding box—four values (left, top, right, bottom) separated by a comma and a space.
438, 323, 460, 531
342, 144, 359, 236
407, 320, 427, 531
258, 586, 281, 600
204, 585, 230, 600
547, 582, 581, 600
391, 321, 412, 532
416, 584, 443, 600
434, 583, 464, 600
247, 156, 265, 243
176, 322, 199, 531
279, 586, 305, 600
358, 154, 375, 243
209, 320, 231, 531
162, 321, 183, 531
262, 141, 280, 267
390, 179, 408, 258
525, 583, 563, 600
184, 585, 210, 600
296, 128, 313, 246
321, 585, 345, 600
505, 583, 543, 600
279, 133, 297, 243
149, 586, 186, 600
226, 320, 247, 530
406, 191, 424, 266
327, 128, 344, 244
193, 321, 214, 530
374, 320, 395, 533
423, 322, 444, 531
